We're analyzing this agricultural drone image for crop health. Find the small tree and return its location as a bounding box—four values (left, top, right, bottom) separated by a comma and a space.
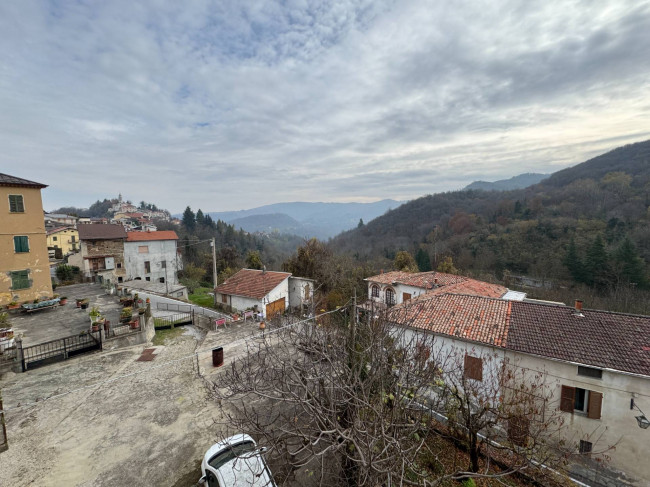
179, 263, 206, 293
245, 250, 263, 270
436, 256, 458, 274
393, 250, 418, 272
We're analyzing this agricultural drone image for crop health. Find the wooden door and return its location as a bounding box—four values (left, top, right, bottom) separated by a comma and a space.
403, 293, 412, 302
266, 297, 285, 317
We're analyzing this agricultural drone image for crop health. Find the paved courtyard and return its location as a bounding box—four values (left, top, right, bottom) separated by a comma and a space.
9, 283, 123, 346
0, 298, 309, 486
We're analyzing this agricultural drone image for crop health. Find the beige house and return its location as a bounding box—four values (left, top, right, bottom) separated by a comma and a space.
389, 294, 650, 486
0, 173, 53, 305
46, 226, 79, 256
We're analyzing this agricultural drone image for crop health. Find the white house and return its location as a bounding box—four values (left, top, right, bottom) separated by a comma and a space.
364, 270, 518, 308
215, 269, 313, 318
123, 230, 181, 286
388, 294, 650, 486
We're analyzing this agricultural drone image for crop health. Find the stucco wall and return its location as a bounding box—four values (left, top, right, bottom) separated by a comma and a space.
0, 185, 53, 305
47, 227, 79, 255
397, 324, 650, 485
288, 277, 314, 309
80, 239, 126, 284
368, 281, 428, 306
123, 240, 179, 286
219, 279, 290, 318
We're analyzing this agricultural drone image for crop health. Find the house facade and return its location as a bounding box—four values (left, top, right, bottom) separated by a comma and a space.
215, 269, 313, 318
365, 270, 513, 308
0, 173, 53, 305
70, 223, 127, 285
288, 276, 315, 313
123, 231, 180, 286
46, 226, 79, 256
388, 294, 650, 486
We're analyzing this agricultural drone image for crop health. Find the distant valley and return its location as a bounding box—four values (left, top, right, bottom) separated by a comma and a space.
203, 200, 403, 239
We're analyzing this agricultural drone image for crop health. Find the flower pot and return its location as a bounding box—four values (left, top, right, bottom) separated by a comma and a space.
59, 299, 67, 306
91, 323, 100, 332
129, 320, 140, 329
7, 304, 19, 310
259, 321, 266, 330
80, 303, 89, 310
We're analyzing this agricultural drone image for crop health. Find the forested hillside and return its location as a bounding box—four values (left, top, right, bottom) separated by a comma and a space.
332, 140, 650, 296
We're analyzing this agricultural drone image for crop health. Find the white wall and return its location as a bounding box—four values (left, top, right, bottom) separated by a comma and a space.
367, 281, 429, 306
218, 278, 290, 318
395, 324, 650, 485
508, 351, 650, 484
124, 240, 180, 286
288, 277, 314, 309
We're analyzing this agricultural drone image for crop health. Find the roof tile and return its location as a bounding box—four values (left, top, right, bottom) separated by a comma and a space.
215, 269, 291, 299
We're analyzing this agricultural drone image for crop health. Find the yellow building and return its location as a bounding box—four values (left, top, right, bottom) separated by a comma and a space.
46, 226, 79, 256
0, 173, 53, 306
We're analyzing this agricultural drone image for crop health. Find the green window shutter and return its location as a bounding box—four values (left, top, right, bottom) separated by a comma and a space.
9, 195, 25, 213
13, 236, 29, 253
10, 270, 31, 290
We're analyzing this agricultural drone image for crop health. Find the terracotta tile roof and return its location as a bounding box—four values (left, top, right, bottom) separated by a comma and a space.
429, 280, 507, 299
390, 293, 650, 377
366, 271, 468, 288
46, 226, 75, 235
215, 269, 291, 299
78, 223, 127, 240
389, 294, 511, 347
0, 173, 47, 188
126, 231, 178, 242
508, 302, 650, 377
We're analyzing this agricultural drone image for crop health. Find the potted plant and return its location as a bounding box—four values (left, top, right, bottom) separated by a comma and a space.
80, 299, 89, 310
7, 301, 19, 310
89, 306, 101, 323
138, 307, 146, 315
129, 318, 140, 330
120, 307, 133, 323
59, 296, 68, 305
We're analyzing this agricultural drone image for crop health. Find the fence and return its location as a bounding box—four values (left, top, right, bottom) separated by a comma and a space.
156, 302, 192, 313
153, 312, 193, 329
105, 317, 143, 338
21, 331, 101, 371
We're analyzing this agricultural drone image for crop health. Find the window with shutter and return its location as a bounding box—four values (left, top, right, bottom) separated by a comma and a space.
587, 391, 602, 419
10, 270, 30, 290
13, 236, 29, 253
560, 385, 575, 412
463, 354, 483, 381
8, 194, 25, 212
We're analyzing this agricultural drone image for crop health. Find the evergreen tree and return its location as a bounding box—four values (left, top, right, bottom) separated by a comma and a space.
584, 235, 609, 288
563, 239, 584, 283
182, 206, 196, 231
358, 218, 364, 228
615, 237, 647, 287
415, 248, 432, 272
196, 209, 205, 226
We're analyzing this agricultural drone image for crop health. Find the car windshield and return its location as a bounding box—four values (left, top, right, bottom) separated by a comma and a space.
208, 441, 257, 471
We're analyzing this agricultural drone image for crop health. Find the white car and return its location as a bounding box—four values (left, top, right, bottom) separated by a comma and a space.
199, 434, 276, 487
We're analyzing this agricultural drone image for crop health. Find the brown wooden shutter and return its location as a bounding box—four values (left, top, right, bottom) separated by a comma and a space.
464, 355, 483, 381
560, 385, 575, 412
587, 391, 602, 420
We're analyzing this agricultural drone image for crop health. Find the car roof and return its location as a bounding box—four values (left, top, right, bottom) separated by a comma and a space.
204, 434, 275, 486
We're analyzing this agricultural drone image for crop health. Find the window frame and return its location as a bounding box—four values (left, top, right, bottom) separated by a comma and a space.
371, 285, 380, 298
144, 261, 151, 274
577, 366, 602, 379
8, 194, 25, 213
463, 354, 483, 381
13, 235, 30, 253
579, 440, 593, 454
385, 287, 396, 306
10, 270, 31, 290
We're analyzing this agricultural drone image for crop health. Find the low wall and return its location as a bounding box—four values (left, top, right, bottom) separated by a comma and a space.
103, 316, 154, 349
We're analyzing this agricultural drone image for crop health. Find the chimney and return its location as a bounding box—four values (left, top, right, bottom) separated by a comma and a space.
434, 277, 438, 285
574, 300, 584, 317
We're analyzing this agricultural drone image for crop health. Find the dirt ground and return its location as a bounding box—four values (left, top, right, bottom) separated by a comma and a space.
0, 327, 224, 487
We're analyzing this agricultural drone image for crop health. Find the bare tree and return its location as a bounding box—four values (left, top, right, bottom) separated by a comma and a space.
210, 304, 579, 486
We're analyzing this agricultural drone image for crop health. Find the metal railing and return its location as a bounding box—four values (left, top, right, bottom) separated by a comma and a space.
21, 331, 101, 371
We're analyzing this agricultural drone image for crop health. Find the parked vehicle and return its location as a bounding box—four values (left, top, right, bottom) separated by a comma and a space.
199, 434, 275, 487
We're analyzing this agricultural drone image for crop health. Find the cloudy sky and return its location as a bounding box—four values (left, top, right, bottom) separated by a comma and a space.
1, 1, 650, 213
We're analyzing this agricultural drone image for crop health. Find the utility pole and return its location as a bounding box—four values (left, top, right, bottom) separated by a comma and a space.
211, 237, 217, 307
